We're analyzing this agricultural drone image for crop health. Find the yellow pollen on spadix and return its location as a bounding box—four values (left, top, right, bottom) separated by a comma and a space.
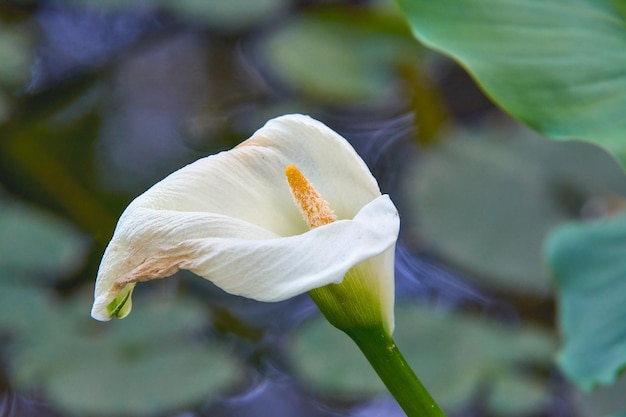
285, 165, 337, 229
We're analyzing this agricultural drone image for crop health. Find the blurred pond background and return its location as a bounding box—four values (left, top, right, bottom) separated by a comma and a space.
2, 1, 626, 416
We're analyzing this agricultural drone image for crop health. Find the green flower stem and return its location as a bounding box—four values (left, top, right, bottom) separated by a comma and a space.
347, 327, 446, 417
308, 274, 445, 416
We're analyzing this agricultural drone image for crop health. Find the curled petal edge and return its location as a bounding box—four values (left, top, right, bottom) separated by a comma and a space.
92, 195, 399, 321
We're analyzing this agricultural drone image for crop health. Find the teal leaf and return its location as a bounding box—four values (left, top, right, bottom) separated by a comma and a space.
290, 303, 555, 415
395, 0, 626, 168
403, 126, 626, 296
545, 211, 626, 389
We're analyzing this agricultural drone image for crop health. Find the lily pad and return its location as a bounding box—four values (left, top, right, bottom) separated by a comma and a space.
0, 197, 88, 281
259, 8, 421, 104
487, 375, 552, 417
290, 303, 555, 415
395, 0, 626, 169
0, 284, 56, 333
9, 294, 242, 416
545, 211, 626, 389
403, 127, 626, 296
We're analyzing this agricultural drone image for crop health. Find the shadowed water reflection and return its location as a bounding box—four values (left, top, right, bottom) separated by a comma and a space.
0, 392, 60, 417
30, 4, 161, 89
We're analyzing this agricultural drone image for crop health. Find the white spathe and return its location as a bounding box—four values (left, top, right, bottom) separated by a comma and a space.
91, 114, 399, 328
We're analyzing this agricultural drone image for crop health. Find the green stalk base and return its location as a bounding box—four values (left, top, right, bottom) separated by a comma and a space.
347, 328, 446, 417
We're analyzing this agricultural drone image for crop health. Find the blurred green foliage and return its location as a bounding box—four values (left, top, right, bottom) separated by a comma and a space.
291, 303, 555, 416
0, 195, 242, 416
0, 197, 88, 279
10, 295, 241, 416
1, 0, 626, 415
259, 5, 420, 104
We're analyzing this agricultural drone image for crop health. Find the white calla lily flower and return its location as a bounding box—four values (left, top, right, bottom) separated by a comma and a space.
91, 114, 399, 333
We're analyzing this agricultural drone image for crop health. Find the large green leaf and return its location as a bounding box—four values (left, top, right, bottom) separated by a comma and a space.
395, 0, 626, 168
291, 303, 555, 415
545, 211, 626, 389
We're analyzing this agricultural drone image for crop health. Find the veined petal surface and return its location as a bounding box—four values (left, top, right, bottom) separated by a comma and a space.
135, 114, 381, 236
92, 115, 399, 321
